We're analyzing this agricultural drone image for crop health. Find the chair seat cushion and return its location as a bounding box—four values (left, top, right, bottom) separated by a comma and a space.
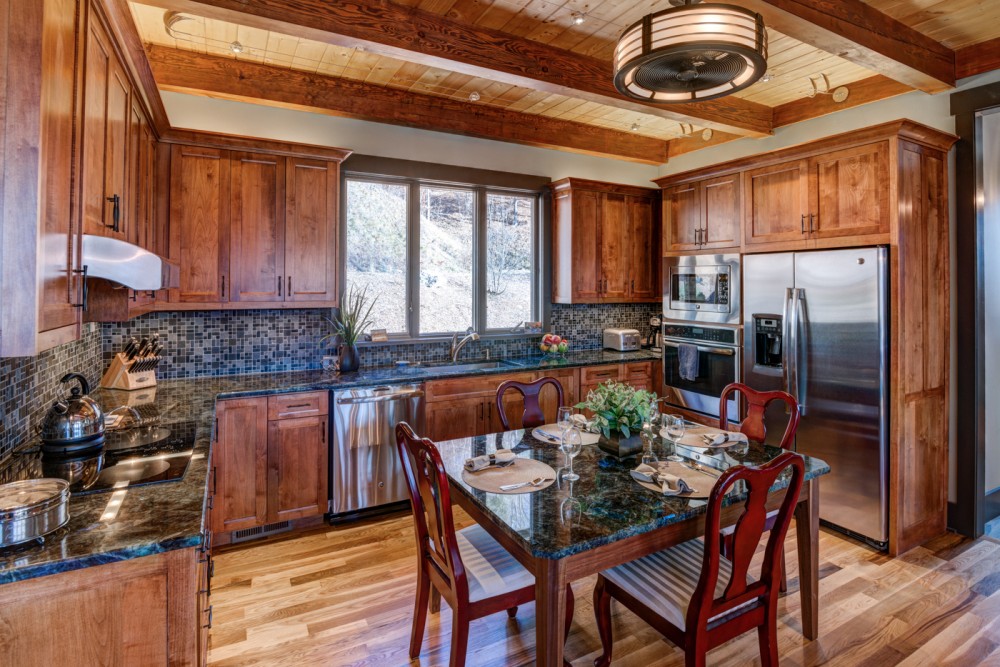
456, 524, 534, 602
602, 538, 756, 631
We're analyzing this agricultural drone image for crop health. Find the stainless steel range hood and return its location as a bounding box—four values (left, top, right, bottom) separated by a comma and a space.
81, 235, 179, 291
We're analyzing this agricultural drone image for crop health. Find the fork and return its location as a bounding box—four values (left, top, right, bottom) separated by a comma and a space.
500, 477, 552, 491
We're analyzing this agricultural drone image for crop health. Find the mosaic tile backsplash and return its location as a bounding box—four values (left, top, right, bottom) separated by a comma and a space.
0, 324, 104, 461
101, 303, 661, 379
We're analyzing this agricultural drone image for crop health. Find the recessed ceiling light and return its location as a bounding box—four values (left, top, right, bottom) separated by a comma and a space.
229, 40, 244, 54
469, 91, 481, 102
571, 12, 586, 25
761, 71, 772, 83
630, 122, 640, 131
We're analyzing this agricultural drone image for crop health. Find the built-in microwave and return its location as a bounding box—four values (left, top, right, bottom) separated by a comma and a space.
663, 254, 741, 325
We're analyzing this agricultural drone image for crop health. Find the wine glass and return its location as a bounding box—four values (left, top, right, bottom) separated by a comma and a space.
644, 398, 661, 437
663, 414, 686, 462
560, 427, 582, 481
557, 406, 574, 438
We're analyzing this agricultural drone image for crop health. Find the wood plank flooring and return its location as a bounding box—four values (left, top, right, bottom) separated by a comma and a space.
207, 509, 1000, 666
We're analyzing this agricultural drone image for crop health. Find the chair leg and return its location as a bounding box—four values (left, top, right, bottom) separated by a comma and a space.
449, 608, 470, 667
757, 606, 780, 667
593, 576, 614, 667
410, 571, 431, 659
563, 584, 576, 667
431, 586, 442, 613
507, 606, 518, 619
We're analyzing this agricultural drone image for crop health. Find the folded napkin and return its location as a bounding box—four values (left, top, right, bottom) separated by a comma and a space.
630, 463, 693, 496
703, 431, 749, 446
464, 449, 515, 472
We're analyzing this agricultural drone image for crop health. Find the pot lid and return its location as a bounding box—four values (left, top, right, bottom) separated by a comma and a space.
0, 479, 69, 512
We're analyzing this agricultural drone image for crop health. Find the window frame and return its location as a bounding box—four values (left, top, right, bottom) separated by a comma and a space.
341, 172, 544, 342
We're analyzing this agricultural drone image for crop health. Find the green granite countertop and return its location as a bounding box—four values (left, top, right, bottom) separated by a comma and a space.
0, 349, 660, 584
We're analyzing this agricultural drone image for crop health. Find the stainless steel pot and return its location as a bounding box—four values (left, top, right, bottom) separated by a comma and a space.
39, 373, 105, 454
0, 479, 70, 547
41, 451, 105, 492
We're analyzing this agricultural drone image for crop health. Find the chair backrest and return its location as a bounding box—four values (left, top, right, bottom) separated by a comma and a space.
687, 452, 805, 631
718, 382, 800, 449
395, 422, 470, 600
495, 376, 565, 431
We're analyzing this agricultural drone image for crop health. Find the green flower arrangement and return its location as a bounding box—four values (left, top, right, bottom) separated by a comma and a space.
575, 381, 657, 440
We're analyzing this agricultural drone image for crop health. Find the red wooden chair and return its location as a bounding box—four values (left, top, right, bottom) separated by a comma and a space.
495, 376, 565, 431
719, 382, 800, 591
395, 422, 575, 667
593, 452, 805, 667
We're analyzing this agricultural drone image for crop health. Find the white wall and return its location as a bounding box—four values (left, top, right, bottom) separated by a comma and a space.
161, 91, 662, 187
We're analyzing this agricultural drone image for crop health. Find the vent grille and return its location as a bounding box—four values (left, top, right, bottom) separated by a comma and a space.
231, 520, 291, 544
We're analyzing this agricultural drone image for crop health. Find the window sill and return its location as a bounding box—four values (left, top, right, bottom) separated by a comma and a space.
356, 331, 542, 347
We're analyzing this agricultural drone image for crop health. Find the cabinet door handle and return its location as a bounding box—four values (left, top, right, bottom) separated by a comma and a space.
71, 265, 89, 311
106, 194, 120, 232
809, 213, 817, 233
278, 276, 282, 297
800, 214, 807, 234
287, 276, 292, 297
221, 275, 226, 299
631, 279, 635, 292
321, 419, 326, 443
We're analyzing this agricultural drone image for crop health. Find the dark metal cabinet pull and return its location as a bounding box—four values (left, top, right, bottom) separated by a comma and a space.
221, 275, 226, 299
106, 194, 120, 232
72, 265, 89, 310
800, 214, 807, 233
278, 276, 282, 297
809, 213, 817, 233
287, 276, 292, 296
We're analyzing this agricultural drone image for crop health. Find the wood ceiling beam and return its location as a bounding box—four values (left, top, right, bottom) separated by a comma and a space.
135, 0, 773, 137
956, 37, 1000, 80
145, 45, 670, 165
739, 0, 955, 93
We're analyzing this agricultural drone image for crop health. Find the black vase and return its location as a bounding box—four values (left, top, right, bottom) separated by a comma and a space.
339, 343, 360, 373
597, 432, 643, 459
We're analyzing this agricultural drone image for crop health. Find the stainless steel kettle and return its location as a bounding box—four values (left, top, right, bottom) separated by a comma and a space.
39, 373, 106, 454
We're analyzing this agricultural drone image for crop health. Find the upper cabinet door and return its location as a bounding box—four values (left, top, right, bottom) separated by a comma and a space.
702, 174, 741, 248
230, 152, 285, 302
104, 56, 130, 241
744, 159, 810, 246
284, 158, 338, 304
808, 141, 890, 240
627, 195, 658, 300
569, 190, 601, 302
663, 182, 702, 252
80, 13, 112, 237
600, 193, 629, 300
169, 145, 230, 303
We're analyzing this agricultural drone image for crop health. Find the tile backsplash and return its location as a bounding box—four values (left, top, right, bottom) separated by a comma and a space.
0, 324, 103, 460
101, 303, 660, 379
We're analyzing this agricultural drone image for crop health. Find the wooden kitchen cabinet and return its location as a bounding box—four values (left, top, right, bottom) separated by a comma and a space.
425, 396, 491, 441
213, 391, 329, 540
0, 547, 201, 666
80, 1, 131, 240
807, 141, 889, 240
165, 134, 348, 310
663, 175, 740, 253
744, 158, 811, 246
550, 178, 659, 304
170, 144, 231, 303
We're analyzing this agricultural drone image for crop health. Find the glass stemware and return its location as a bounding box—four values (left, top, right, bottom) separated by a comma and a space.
560, 427, 582, 481
557, 406, 574, 438
663, 414, 686, 462
640, 430, 659, 467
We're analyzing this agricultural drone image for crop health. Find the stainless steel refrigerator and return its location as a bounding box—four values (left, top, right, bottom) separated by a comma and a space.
743, 247, 889, 547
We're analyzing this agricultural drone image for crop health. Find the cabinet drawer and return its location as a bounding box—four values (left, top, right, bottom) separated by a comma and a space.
624, 362, 653, 381
580, 364, 621, 385
267, 391, 329, 420
425, 372, 535, 402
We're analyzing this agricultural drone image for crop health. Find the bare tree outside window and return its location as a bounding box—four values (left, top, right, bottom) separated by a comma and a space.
487, 194, 534, 329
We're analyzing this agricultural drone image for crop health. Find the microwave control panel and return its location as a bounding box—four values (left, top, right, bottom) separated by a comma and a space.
716, 274, 730, 304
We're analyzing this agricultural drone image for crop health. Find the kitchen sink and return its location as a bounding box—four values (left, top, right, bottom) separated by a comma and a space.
409, 360, 511, 373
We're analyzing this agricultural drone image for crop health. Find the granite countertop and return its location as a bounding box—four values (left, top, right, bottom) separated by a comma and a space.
0, 348, 660, 584
438, 430, 830, 559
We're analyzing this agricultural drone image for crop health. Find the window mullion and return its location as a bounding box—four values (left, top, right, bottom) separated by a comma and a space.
475, 187, 487, 334
407, 180, 421, 338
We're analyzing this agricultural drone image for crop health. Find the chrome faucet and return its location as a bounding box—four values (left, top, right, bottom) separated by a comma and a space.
451, 328, 480, 362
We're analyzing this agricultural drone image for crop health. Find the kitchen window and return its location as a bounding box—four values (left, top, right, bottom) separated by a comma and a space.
343, 175, 541, 338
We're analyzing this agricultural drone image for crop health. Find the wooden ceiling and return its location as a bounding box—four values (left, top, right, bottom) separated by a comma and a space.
126, 0, 1000, 164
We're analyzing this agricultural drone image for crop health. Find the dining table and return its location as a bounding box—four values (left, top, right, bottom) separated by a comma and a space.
436, 426, 831, 666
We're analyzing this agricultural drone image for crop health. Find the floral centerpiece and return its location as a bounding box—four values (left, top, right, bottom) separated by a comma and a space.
575, 380, 657, 458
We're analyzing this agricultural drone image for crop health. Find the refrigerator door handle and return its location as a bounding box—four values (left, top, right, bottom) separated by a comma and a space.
794, 287, 807, 416
782, 287, 794, 401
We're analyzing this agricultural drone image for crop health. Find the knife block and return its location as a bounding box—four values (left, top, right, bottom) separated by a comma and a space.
100, 353, 158, 391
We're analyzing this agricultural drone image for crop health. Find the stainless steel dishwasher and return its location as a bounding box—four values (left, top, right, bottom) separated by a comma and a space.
330, 384, 424, 517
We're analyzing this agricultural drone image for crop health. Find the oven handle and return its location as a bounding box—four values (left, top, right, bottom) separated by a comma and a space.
661, 341, 736, 356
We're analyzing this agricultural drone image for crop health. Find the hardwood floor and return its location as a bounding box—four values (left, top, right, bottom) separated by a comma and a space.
207, 509, 1000, 666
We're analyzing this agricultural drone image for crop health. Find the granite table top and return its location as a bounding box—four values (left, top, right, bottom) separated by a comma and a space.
438, 430, 831, 560
0, 348, 660, 585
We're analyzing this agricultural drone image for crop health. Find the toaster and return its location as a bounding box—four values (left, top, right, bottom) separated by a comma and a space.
603, 328, 641, 351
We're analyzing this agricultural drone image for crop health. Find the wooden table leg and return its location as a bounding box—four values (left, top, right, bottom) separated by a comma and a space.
794, 477, 819, 640
535, 557, 566, 667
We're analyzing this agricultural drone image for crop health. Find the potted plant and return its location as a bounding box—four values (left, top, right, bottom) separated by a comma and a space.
575, 381, 656, 459
322, 284, 377, 373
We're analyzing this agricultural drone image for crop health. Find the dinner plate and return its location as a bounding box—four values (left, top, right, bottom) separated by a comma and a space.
532, 424, 601, 446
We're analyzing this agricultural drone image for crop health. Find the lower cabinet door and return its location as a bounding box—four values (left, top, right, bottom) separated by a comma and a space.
425, 396, 485, 441
214, 398, 268, 532
267, 415, 329, 522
